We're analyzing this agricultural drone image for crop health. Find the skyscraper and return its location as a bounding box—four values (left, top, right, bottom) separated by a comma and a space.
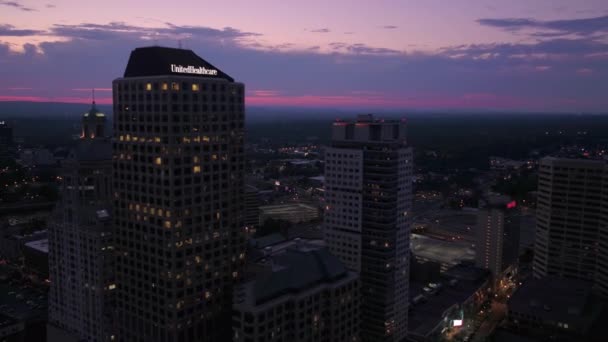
112, 47, 246, 341
324, 114, 413, 341
47, 103, 114, 342
475, 194, 520, 277
534, 156, 608, 297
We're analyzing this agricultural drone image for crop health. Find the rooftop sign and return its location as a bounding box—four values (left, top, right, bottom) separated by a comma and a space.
170, 64, 218, 76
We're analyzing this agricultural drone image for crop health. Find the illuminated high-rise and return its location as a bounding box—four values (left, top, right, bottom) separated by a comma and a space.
534, 157, 608, 297
112, 46, 246, 341
324, 114, 413, 341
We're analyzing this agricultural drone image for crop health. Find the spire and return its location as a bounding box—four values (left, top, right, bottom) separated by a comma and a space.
92, 88, 96, 107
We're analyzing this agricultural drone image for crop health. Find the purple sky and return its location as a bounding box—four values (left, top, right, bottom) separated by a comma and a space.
1, 0, 607, 111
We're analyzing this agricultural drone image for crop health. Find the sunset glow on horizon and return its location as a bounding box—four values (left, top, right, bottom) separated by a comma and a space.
1, 0, 607, 111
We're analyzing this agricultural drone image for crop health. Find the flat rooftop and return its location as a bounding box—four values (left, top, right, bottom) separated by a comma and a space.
259, 203, 318, 214
0, 283, 47, 321
508, 276, 603, 333
408, 264, 490, 337
23, 238, 48, 254
0, 313, 21, 329
237, 240, 354, 307
411, 234, 474, 266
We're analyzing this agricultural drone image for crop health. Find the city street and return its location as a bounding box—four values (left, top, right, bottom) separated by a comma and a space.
472, 301, 507, 342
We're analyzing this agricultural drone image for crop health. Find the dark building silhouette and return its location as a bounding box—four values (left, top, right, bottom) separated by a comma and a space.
112, 46, 246, 341
47, 103, 114, 342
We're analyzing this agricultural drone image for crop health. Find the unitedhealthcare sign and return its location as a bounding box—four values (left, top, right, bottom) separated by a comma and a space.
170, 64, 218, 76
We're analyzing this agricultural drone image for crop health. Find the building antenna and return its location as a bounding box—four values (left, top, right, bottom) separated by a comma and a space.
92, 88, 96, 105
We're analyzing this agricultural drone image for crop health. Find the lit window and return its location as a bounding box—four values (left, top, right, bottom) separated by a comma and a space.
108, 284, 116, 290
171, 82, 180, 90
193, 156, 200, 163
192, 84, 199, 91
193, 166, 201, 173
162, 83, 168, 91
146, 83, 152, 91
155, 157, 162, 165
164, 221, 171, 229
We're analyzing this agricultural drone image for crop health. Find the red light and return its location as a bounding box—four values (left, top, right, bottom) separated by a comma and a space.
506, 201, 517, 209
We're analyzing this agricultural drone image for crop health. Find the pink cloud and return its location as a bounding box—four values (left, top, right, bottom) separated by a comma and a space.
6, 87, 34, 90
249, 89, 281, 97
71, 88, 113, 92
0, 95, 112, 104
246, 92, 542, 109
577, 68, 593, 75
1, 91, 605, 112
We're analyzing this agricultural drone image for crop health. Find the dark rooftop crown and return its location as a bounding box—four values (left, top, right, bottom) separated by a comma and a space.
123, 46, 234, 82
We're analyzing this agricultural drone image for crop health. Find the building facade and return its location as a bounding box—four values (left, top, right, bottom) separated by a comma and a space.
324, 114, 413, 341
244, 184, 260, 236
475, 194, 520, 277
112, 46, 246, 341
534, 157, 608, 297
47, 103, 114, 342
233, 239, 359, 342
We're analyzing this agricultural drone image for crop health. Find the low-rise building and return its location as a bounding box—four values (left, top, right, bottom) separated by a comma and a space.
0, 314, 25, 341
408, 264, 490, 341
506, 276, 605, 339
0, 283, 47, 342
22, 238, 49, 277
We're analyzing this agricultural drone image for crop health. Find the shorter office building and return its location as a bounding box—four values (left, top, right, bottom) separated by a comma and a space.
233, 239, 359, 342
259, 203, 319, 225
506, 276, 604, 339
476, 194, 520, 277
0, 228, 47, 260
408, 263, 490, 342
0, 314, 25, 341
0, 283, 47, 342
